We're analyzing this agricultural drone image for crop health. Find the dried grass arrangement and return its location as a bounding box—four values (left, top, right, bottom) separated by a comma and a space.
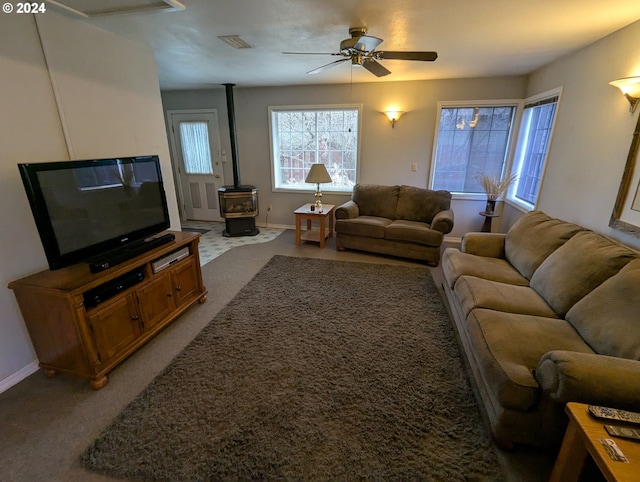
475, 172, 517, 201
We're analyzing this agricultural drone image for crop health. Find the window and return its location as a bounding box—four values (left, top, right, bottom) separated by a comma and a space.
269, 105, 360, 192
430, 102, 517, 196
509, 89, 561, 208
179, 121, 213, 175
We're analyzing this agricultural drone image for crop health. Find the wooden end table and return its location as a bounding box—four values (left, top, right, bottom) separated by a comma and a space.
479, 211, 499, 232
550, 402, 640, 482
294, 204, 335, 249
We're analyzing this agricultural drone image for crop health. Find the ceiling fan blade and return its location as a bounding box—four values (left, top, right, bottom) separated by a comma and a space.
375, 51, 438, 61
307, 58, 350, 75
283, 51, 343, 56
362, 58, 391, 77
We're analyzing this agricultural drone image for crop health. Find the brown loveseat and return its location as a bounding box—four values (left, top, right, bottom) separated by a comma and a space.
441, 210, 640, 449
335, 184, 454, 265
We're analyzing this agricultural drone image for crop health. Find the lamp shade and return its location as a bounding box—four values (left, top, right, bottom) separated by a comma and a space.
305, 163, 332, 184
609, 76, 640, 97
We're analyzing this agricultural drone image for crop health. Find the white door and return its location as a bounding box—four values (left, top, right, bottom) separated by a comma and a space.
168, 110, 225, 221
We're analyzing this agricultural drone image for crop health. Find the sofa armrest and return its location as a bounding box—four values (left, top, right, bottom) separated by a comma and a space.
535, 351, 640, 411
461, 232, 506, 258
335, 200, 359, 219
431, 209, 454, 234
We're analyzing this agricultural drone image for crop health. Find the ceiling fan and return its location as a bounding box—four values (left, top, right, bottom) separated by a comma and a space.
283, 27, 438, 77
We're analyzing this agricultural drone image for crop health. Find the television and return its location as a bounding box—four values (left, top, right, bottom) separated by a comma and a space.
18, 155, 171, 271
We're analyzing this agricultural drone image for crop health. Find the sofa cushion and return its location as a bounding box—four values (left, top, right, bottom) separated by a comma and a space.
530, 231, 638, 317
395, 185, 451, 223
384, 220, 443, 246
566, 258, 640, 360
466, 309, 595, 411
505, 211, 583, 280
454, 276, 559, 319
352, 184, 399, 219
335, 216, 391, 239
441, 248, 529, 289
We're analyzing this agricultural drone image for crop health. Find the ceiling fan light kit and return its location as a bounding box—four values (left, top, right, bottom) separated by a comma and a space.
284, 26, 438, 78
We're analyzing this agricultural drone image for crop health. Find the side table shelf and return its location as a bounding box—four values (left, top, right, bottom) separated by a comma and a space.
8, 231, 207, 389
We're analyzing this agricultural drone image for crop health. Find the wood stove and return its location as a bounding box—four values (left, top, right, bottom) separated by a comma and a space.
218, 83, 259, 237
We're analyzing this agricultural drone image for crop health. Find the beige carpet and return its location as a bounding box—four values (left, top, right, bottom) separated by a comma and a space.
81, 255, 503, 480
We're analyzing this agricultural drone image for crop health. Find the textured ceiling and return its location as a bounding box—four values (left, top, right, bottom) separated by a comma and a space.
51, 0, 640, 90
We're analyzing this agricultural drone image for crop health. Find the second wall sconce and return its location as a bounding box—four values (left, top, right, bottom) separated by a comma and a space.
384, 110, 405, 128
609, 76, 640, 113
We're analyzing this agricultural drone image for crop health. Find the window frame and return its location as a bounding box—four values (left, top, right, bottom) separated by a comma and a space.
506, 87, 563, 212
268, 104, 363, 194
428, 99, 521, 200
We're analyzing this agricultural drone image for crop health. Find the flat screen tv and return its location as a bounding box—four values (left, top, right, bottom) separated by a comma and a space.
18, 155, 171, 271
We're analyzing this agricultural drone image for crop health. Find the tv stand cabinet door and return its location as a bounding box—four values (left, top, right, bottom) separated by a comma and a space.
136, 272, 175, 332
171, 257, 201, 307
87, 294, 142, 364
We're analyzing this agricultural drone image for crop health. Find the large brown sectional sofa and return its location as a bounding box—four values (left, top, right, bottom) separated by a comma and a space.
335, 184, 454, 265
441, 210, 640, 448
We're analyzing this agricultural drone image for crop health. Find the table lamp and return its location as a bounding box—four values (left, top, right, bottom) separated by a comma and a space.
305, 163, 332, 211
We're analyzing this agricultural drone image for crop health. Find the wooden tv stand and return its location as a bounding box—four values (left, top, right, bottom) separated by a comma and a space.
9, 231, 207, 389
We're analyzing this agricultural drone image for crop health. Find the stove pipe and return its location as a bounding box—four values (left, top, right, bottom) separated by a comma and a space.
223, 83, 241, 189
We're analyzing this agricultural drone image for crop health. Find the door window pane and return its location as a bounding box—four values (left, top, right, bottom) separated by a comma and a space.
179, 121, 213, 175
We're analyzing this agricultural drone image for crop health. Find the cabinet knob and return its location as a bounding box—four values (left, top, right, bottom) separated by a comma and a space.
176, 286, 182, 291
167, 291, 173, 297
131, 315, 139, 321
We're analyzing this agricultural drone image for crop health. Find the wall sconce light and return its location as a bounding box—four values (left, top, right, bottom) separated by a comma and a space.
609, 76, 640, 113
384, 110, 405, 128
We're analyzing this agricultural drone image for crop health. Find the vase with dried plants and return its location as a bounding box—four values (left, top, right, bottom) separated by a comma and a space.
475, 172, 517, 214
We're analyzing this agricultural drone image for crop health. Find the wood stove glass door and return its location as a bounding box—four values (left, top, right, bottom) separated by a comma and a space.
168, 110, 225, 222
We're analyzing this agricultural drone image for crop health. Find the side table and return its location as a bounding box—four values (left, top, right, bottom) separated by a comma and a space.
549, 402, 640, 482
294, 204, 335, 249
479, 211, 500, 232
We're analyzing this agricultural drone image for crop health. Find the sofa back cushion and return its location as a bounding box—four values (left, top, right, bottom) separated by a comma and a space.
565, 259, 640, 360
530, 231, 638, 317
505, 211, 583, 279
395, 186, 451, 223
352, 184, 399, 219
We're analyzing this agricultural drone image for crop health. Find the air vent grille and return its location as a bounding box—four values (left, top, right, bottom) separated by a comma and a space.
218, 35, 254, 49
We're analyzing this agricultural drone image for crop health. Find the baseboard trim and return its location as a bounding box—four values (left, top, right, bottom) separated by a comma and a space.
0, 361, 39, 394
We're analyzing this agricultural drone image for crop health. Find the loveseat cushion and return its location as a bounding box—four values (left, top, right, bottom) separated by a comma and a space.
352, 184, 399, 219
565, 258, 640, 360
334, 216, 391, 239
505, 211, 583, 280
384, 220, 443, 246
395, 185, 451, 223
454, 276, 559, 319
466, 309, 595, 411
530, 231, 638, 317
441, 248, 529, 289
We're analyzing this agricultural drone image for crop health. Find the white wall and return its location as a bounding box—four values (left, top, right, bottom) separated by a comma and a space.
0, 11, 178, 391
162, 76, 526, 237
523, 19, 640, 251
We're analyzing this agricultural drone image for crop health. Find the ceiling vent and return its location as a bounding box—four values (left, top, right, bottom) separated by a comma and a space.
218, 35, 254, 49
45, 0, 185, 17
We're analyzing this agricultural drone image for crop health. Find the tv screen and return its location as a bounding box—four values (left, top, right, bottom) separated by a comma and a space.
19, 155, 171, 270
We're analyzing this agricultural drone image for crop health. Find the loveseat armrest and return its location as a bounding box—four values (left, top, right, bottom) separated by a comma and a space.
335, 200, 359, 219
535, 350, 640, 411
431, 209, 454, 234
461, 232, 506, 258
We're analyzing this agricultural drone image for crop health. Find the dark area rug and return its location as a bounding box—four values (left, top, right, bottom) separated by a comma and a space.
81, 255, 503, 481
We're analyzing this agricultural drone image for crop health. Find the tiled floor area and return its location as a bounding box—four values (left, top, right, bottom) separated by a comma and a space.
181, 220, 285, 266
